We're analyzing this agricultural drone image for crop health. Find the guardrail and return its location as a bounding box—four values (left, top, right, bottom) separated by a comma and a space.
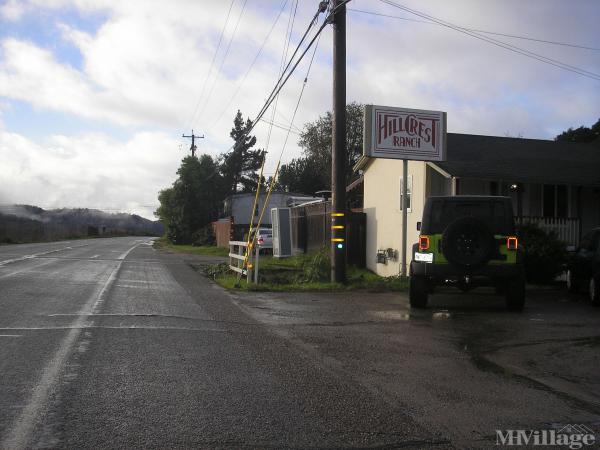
228, 240, 260, 283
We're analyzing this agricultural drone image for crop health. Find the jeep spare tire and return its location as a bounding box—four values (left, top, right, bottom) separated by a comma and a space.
441, 217, 495, 268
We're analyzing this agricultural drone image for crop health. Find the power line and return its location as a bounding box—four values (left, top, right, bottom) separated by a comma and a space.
208, 0, 290, 132
244, 12, 328, 145
277, 30, 322, 162
220, 0, 346, 160
185, 0, 236, 131
379, 0, 600, 81
265, 0, 299, 153
258, 118, 301, 135
349, 8, 600, 52
195, 0, 249, 125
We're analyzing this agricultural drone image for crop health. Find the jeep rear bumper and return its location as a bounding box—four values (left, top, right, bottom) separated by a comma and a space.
411, 261, 523, 279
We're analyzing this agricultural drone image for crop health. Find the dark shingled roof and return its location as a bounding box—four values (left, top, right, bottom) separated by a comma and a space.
435, 133, 600, 187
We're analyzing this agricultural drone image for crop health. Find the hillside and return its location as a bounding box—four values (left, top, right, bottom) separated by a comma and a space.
0, 205, 164, 244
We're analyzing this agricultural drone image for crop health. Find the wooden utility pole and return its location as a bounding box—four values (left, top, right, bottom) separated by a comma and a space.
331, 0, 346, 283
182, 130, 204, 157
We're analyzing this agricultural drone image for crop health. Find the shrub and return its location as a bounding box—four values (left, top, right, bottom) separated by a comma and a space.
300, 247, 331, 283
517, 223, 568, 284
192, 225, 216, 247
203, 262, 229, 280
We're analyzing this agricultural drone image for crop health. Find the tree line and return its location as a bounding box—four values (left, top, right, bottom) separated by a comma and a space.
155, 103, 366, 245
156, 105, 598, 245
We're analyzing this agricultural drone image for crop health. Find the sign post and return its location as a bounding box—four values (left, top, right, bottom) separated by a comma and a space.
363, 105, 447, 277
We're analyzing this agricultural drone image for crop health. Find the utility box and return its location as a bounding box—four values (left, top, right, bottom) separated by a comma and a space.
271, 208, 292, 258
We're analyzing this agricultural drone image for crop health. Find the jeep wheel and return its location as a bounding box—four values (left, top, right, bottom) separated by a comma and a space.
506, 277, 526, 312
441, 217, 495, 269
590, 276, 600, 306
566, 269, 579, 293
409, 275, 429, 309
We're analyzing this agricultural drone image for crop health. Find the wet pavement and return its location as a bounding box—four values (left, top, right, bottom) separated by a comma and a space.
229, 284, 600, 449
2, 238, 598, 449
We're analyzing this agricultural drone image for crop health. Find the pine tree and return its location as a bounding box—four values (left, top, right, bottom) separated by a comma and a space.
221, 110, 264, 195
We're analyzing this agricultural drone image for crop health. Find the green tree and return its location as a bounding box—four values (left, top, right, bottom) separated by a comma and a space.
555, 118, 600, 143
155, 154, 225, 244
221, 110, 264, 194
278, 102, 364, 202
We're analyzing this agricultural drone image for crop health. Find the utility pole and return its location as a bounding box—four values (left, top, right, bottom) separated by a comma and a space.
331, 0, 346, 283
182, 130, 204, 157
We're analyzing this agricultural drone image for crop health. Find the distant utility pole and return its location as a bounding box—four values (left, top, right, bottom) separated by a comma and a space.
182, 130, 204, 157
331, 0, 346, 283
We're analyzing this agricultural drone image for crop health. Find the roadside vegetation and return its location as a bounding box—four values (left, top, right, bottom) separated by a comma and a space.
153, 236, 229, 257
204, 248, 408, 292
516, 223, 568, 284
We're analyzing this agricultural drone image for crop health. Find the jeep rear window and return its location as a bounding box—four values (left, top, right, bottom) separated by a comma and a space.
426, 200, 514, 234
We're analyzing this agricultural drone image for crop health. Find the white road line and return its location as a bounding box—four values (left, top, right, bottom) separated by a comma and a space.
0, 259, 57, 280
0, 244, 88, 267
90, 255, 99, 259
0, 334, 22, 337
0, 240, 138, 450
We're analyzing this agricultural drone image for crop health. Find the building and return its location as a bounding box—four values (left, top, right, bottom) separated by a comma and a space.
213, 191, 322, 246
355, 133, 600, 277
221, 191, 322, 226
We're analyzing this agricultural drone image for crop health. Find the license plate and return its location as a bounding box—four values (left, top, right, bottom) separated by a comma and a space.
415, 252, 433, 263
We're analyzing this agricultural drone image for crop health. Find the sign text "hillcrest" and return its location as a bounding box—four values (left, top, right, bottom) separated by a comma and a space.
364, 105, 447, 162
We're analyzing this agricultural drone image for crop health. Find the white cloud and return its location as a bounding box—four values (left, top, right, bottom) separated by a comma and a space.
0, 129, 181, 218
0, 0, 26, 21
0, 0, 599, 208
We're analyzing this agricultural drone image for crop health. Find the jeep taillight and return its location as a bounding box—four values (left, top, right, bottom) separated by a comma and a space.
419, 235, 430, 251
507, 236, 518, 250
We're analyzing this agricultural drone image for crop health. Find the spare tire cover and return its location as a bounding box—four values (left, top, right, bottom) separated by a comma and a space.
441, 216, 495, 268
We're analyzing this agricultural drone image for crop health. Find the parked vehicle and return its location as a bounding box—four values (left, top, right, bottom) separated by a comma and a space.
410, 196, 525, 311
254, 228, 273, 253
566, 228, 600, 305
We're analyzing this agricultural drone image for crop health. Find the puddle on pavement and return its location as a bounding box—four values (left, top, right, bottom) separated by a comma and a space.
369, 310, 411, 321
432, 310, 452, 320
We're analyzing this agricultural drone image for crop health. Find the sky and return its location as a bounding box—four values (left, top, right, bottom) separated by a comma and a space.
0, 0, 599, 219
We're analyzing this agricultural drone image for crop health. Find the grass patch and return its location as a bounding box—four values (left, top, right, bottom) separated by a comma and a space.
204, 249, 408, 292
153, 237, 229, 257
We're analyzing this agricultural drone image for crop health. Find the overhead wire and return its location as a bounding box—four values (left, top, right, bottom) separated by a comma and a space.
265, 0, 299, 153
258, 118, 302, 135
349, 8, 600, 52
219, 1, 330, 157
237, 2, 334, 280
378, 0, 600, 81
208, 0, 290, 132
195, 0, 249, 125
185, 0, 236, 131
248, 18, 325, 264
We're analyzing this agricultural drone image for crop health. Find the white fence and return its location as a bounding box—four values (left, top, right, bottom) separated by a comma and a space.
517, 216, 580, 246
228, 240, 260, 283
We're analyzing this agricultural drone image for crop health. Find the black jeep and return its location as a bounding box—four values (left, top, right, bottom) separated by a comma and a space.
409, 195, 525, 311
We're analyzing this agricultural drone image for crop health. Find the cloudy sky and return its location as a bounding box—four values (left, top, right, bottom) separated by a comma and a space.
1, 0, 599, 219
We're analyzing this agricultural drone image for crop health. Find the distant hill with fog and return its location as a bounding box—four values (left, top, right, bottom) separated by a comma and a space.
0, 205, 163, 244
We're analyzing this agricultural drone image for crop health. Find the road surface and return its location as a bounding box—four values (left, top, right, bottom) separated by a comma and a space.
1, 237, 598, 449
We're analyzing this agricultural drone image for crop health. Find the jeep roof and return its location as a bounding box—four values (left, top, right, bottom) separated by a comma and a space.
421, 195, 515, 236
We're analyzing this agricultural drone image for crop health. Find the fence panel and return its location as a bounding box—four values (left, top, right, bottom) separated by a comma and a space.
518, 216, 580, 246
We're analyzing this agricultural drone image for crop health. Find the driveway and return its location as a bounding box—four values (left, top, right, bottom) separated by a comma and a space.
229, 284, 600, 449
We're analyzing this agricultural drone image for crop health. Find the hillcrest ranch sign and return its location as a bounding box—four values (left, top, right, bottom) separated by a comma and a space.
364, 105, 447, 161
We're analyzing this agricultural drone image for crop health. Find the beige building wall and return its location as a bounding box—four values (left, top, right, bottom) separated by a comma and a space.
363, 159, 427, 277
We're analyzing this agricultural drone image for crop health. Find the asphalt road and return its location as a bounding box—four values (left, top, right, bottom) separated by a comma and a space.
1, 237, 599, 449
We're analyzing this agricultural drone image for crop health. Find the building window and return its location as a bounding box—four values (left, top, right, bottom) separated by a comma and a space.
543, 184, 568, 218
400, 175, 412, 212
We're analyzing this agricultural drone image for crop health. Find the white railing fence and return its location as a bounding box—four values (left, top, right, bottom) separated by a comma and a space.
228, 240, 260, 283
517, 216, 580, 247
